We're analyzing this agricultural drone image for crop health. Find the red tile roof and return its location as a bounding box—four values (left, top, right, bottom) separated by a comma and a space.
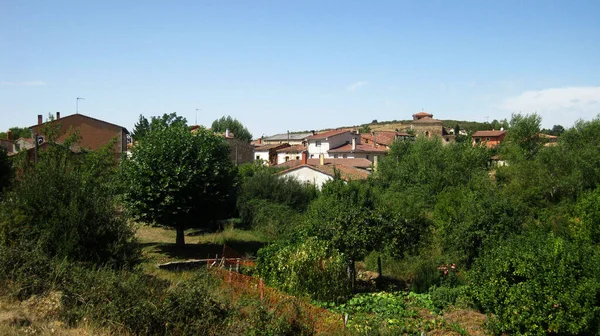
413, 111, 433, 118
472, 130, 507, 137
328, 143, 389, 154
306, 129, 351, 140
254, 143, 290, 151
361, 131, 407, 147
278, 164, 370, 182
276, 144, 306, 153
276, 158, 373, 169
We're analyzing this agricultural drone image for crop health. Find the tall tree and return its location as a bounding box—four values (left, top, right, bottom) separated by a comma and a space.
0, 147, 11, 196
0, 127, 32, 140
131, 113, 187, 141
211, 116, 253, 143
120, 118, 237, 246
501, 113, 543, 161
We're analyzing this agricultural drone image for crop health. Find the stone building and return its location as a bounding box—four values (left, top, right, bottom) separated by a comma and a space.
409, 111, 454, 144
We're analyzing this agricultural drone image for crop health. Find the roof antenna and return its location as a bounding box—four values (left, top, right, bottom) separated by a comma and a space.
76, 97, 85, 114
195, 108, 200, 125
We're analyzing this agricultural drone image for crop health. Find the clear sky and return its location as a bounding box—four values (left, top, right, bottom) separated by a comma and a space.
1, 0, 599, 137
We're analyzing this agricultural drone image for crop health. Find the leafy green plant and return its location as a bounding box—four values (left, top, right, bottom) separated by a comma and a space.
257, 237, 350, 302
470, 230, 600, 335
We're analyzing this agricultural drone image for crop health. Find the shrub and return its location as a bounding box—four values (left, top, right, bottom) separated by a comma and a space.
428, 285, 472, 311
257, 238, 350, 302
0, 245, 58, 300
60, 266, 168, 334
0, 143, 139, 268
161, 272, 229, 335
470, 230, 600, 335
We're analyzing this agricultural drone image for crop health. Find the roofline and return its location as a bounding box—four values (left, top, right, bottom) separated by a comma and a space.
307, 130, 352, 140
29, 113, 130, 134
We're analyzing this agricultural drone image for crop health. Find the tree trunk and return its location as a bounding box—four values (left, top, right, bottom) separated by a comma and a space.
176, 226, 185, 247
347, 259, 356, 293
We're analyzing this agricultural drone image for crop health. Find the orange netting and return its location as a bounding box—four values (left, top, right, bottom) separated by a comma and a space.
211, 268, 346, 334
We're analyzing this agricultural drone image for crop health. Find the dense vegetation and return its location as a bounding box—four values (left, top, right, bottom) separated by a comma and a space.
211, 115, 253, 142
2, 112, 600, 334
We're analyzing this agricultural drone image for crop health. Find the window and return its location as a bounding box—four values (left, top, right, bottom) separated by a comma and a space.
256, 155, 260, 160
486, 137, 490, 141
315, 140, 321, 146
366, 154, 370, 160
285, 156, 290, 162
343, 154, 347, 158
333, 154, 338, 158
310, 154, 314, 158
425, 131, 429, 137
295, 156, 299, 160
475, 138, 481, 143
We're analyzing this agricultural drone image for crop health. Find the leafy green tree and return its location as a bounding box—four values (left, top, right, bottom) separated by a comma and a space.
470, 230, 600, 335
0, 127, 31, 140
0, 147, 11, 196
552, 124, 565, 136
0, 133, 139, 267
501, 113, 543, 161
131, 113, 187, 141
257, 237, 350, 302
376, 137, 489, 207
211, 116, 253, 143
120, 120, 237, 246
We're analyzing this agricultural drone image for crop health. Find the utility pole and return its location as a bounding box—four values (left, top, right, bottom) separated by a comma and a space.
76, 97, 85, 114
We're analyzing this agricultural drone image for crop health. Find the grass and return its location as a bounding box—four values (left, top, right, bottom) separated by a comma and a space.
136, 223, 268, 278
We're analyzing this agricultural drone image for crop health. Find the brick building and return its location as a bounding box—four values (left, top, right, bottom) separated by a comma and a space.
30, 113, 129, 158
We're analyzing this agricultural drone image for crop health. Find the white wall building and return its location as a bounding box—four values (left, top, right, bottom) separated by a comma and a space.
306, 129, 357, 159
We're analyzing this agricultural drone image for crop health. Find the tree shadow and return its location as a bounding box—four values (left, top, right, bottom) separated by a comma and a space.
139, 240, 266, 261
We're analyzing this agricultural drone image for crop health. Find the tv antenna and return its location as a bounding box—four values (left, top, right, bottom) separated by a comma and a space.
195, 108, 201, 125
76, 97, 85, 114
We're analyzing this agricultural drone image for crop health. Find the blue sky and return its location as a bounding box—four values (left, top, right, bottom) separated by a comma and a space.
1, 0, 599, 137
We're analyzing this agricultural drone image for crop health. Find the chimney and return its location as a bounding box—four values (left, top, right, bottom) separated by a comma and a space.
56, 112, 60, 119
352, 137, 356, 151
225, 129, 230, 138
319, 153, 324, 165
6, 130, 12, 141
37, 114, 43, 125
257, 137, 262, 144
301, 151, 308, 165
373, 155, 378, 172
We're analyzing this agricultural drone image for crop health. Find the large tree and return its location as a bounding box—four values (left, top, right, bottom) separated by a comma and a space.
120, 117, 237, 246
211, 116, 253, 143
0, 127, 31, 140
0, 147, 11, 196
131, 113, 187, 141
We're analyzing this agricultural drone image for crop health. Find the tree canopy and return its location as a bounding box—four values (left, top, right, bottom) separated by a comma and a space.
120, 116, 237, 246
211, 116, 253, 143
0, 127, 31, 140
131, 113, 187, 141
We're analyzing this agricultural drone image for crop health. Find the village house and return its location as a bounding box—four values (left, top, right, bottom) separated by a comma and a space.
276, 144, 306, 164
275, 157, 373, 170
259, 132, 313, 145
472, 130, 507, 148
361, 131, 412, 149
14, 137, 34, 152
306, 129, 356, 159
0, 130, 15, 155
30, 113, 129, 159
191, 126, 255, 165
253, 143, 290, 165
278, 152, 370, 189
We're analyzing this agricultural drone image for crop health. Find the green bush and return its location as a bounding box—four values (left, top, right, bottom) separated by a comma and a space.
0, 143, 139, 268
60, 266, 168, 334
237, 169, 317, 227
470, 230, 600, 335
0, 245, 59, 300
428, 285, 472, 311
257, 237, 350, 302
247, 199, 303, 240
161, 272, 228, 335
